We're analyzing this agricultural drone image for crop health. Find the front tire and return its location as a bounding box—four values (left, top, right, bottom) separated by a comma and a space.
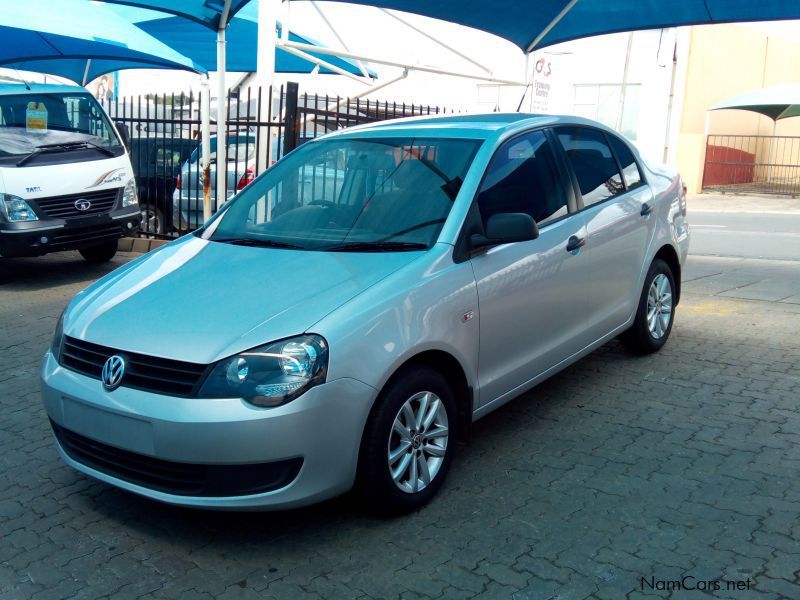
79, 240, 118, 263
140, 206, 165, 236
358, 367, 457, 514
620, 258, 676, 354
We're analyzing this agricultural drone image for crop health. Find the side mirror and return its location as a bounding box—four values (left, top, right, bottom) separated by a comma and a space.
115, 121, 131, 151
470, 212, 539, 250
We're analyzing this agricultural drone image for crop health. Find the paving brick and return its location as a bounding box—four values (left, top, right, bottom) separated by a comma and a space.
1, 251, 798, 598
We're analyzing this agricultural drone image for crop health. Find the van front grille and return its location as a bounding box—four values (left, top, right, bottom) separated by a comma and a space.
34, 188, 121, 219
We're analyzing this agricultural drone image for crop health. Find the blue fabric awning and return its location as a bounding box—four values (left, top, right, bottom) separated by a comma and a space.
113, 4, 376, 76
0, 0, 204, 83
302, 0, 800, 52
97, 0, 253, 30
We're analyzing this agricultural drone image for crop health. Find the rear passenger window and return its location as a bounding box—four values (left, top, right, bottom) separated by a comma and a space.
608, 134, 643, 189
477, 130, 569, 228
557, 127, 624, 207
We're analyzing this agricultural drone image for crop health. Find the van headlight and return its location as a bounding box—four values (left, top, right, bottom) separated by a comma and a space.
198, 335, 328, 407
0, 194, 38, 222
122, 178, 138, 207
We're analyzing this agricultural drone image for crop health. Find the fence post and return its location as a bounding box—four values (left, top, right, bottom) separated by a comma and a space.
283, 82, 300, 155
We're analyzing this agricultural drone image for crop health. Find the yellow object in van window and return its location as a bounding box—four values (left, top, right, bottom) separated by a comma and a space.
26, 102, 48, 130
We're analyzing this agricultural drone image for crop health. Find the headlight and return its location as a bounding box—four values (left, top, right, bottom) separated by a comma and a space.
198, 335, 328, 407
122, 178, 138, 207
0, 194, 38, 222
51, 311, 65, 362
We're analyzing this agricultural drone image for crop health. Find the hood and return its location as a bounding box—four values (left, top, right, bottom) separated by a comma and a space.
0, 153, 132, 199
64, 235, 422, 364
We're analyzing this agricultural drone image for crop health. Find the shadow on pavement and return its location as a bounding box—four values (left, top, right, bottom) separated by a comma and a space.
0, 251, 134, 291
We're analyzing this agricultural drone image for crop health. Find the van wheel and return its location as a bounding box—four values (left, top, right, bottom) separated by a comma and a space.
79, 240, 118, 263
620, 258, 676, 354
358, 367, 456, 514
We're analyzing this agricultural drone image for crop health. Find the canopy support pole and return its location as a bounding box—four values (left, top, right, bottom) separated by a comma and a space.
311, 1, 371, 79
277, 40, 525, 85
257, 0, 278, 173
378, 8, 493, 75
280, 45, 372, 85
526, 0, 580, 53
201, 76, 213, 222
215, 0, 233, 211
82, 59, 92, 86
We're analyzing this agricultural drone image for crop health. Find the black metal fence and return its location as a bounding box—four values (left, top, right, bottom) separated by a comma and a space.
104, 83, 453, 238
702, 134, 800, 197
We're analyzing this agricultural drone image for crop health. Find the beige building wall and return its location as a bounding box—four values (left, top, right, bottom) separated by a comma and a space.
675, 25, 800, 192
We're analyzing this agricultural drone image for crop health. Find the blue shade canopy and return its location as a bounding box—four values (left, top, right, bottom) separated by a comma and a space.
711, 84, 800, 121
0, 0, 204, 83
113, 4, 376, 76
303, 0, 800, 51
97, 0, 253, 29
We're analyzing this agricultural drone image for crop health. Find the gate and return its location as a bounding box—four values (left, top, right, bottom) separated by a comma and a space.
702, 134, 800, 197
105, 83, 453, 238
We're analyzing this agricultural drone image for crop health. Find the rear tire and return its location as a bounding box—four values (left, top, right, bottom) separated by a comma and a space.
79, 240, 118, 263
358, 367, 457, 515
620, 258, 676, 354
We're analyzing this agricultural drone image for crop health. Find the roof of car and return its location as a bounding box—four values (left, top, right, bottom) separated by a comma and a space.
321, 112, 584, 141
0, 82, 88, 96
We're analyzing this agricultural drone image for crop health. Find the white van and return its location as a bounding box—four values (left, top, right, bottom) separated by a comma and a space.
0, 83, 140, 262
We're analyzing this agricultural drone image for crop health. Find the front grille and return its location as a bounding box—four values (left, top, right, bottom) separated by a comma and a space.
34, 188, 121, 219
61, 336, 208, 397
50, 224, 123, 247
52, 421, 303, 497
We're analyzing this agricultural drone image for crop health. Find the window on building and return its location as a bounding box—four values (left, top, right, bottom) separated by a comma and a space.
572, 83, 641, 141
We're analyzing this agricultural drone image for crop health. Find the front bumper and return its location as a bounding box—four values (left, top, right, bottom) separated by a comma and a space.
40, 352, 376, 509
0, 209, 139, 257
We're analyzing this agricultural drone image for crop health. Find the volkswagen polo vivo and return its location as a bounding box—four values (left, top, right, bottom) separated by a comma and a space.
42, 114, 690, 513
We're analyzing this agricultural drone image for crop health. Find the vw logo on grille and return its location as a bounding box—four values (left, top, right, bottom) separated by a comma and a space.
74, 199, 92, 212
101, 355, 125, 391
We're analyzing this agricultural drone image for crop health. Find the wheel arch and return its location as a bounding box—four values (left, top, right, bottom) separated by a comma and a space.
366, 350, 474, 444
653, 244, 681, 305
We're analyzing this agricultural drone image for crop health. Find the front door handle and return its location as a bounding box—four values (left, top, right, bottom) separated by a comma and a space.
566, 235, 586, 253
641, 202, 653, 216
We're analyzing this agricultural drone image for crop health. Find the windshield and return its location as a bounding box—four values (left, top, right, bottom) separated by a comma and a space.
0, 91, 121, 161
201, 137, 481, 251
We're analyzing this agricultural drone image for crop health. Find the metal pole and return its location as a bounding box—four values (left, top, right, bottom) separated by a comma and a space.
257, 0, 278, 173
216, 26, 227, 210
201, 77, 212, 222
617, 32, 634, 132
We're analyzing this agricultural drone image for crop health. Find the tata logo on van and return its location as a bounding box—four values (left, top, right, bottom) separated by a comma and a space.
74, 199, 92, 212
26, 186, 42, 194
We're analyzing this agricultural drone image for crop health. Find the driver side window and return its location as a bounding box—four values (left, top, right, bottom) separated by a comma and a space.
476, 130, 569, 229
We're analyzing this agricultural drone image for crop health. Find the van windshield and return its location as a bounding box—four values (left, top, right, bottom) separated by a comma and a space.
201, 137, 481, 252
0, 92, 121, 162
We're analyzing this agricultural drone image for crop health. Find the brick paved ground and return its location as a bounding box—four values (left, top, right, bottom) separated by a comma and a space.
1, 250, 799, 599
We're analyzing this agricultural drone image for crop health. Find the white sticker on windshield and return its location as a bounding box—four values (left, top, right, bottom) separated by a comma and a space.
26, 102, 48, 131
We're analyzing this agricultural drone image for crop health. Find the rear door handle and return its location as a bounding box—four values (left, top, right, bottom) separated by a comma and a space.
640, 202, 653, 216
566, 235, 586, 253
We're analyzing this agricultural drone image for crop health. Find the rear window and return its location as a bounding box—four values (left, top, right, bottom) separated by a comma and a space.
608, 134, 644, 189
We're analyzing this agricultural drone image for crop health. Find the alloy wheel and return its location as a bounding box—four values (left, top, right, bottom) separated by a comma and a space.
387, 390, 449, 494
646, 273, 673, 339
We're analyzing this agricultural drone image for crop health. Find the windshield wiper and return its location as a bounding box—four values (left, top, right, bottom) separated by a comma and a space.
16, 141, 114, 166
322, 241, 429, 252
212, 237, 306, 250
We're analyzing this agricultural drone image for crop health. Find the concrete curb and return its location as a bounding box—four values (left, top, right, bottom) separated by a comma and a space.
118, 237, 171, 254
